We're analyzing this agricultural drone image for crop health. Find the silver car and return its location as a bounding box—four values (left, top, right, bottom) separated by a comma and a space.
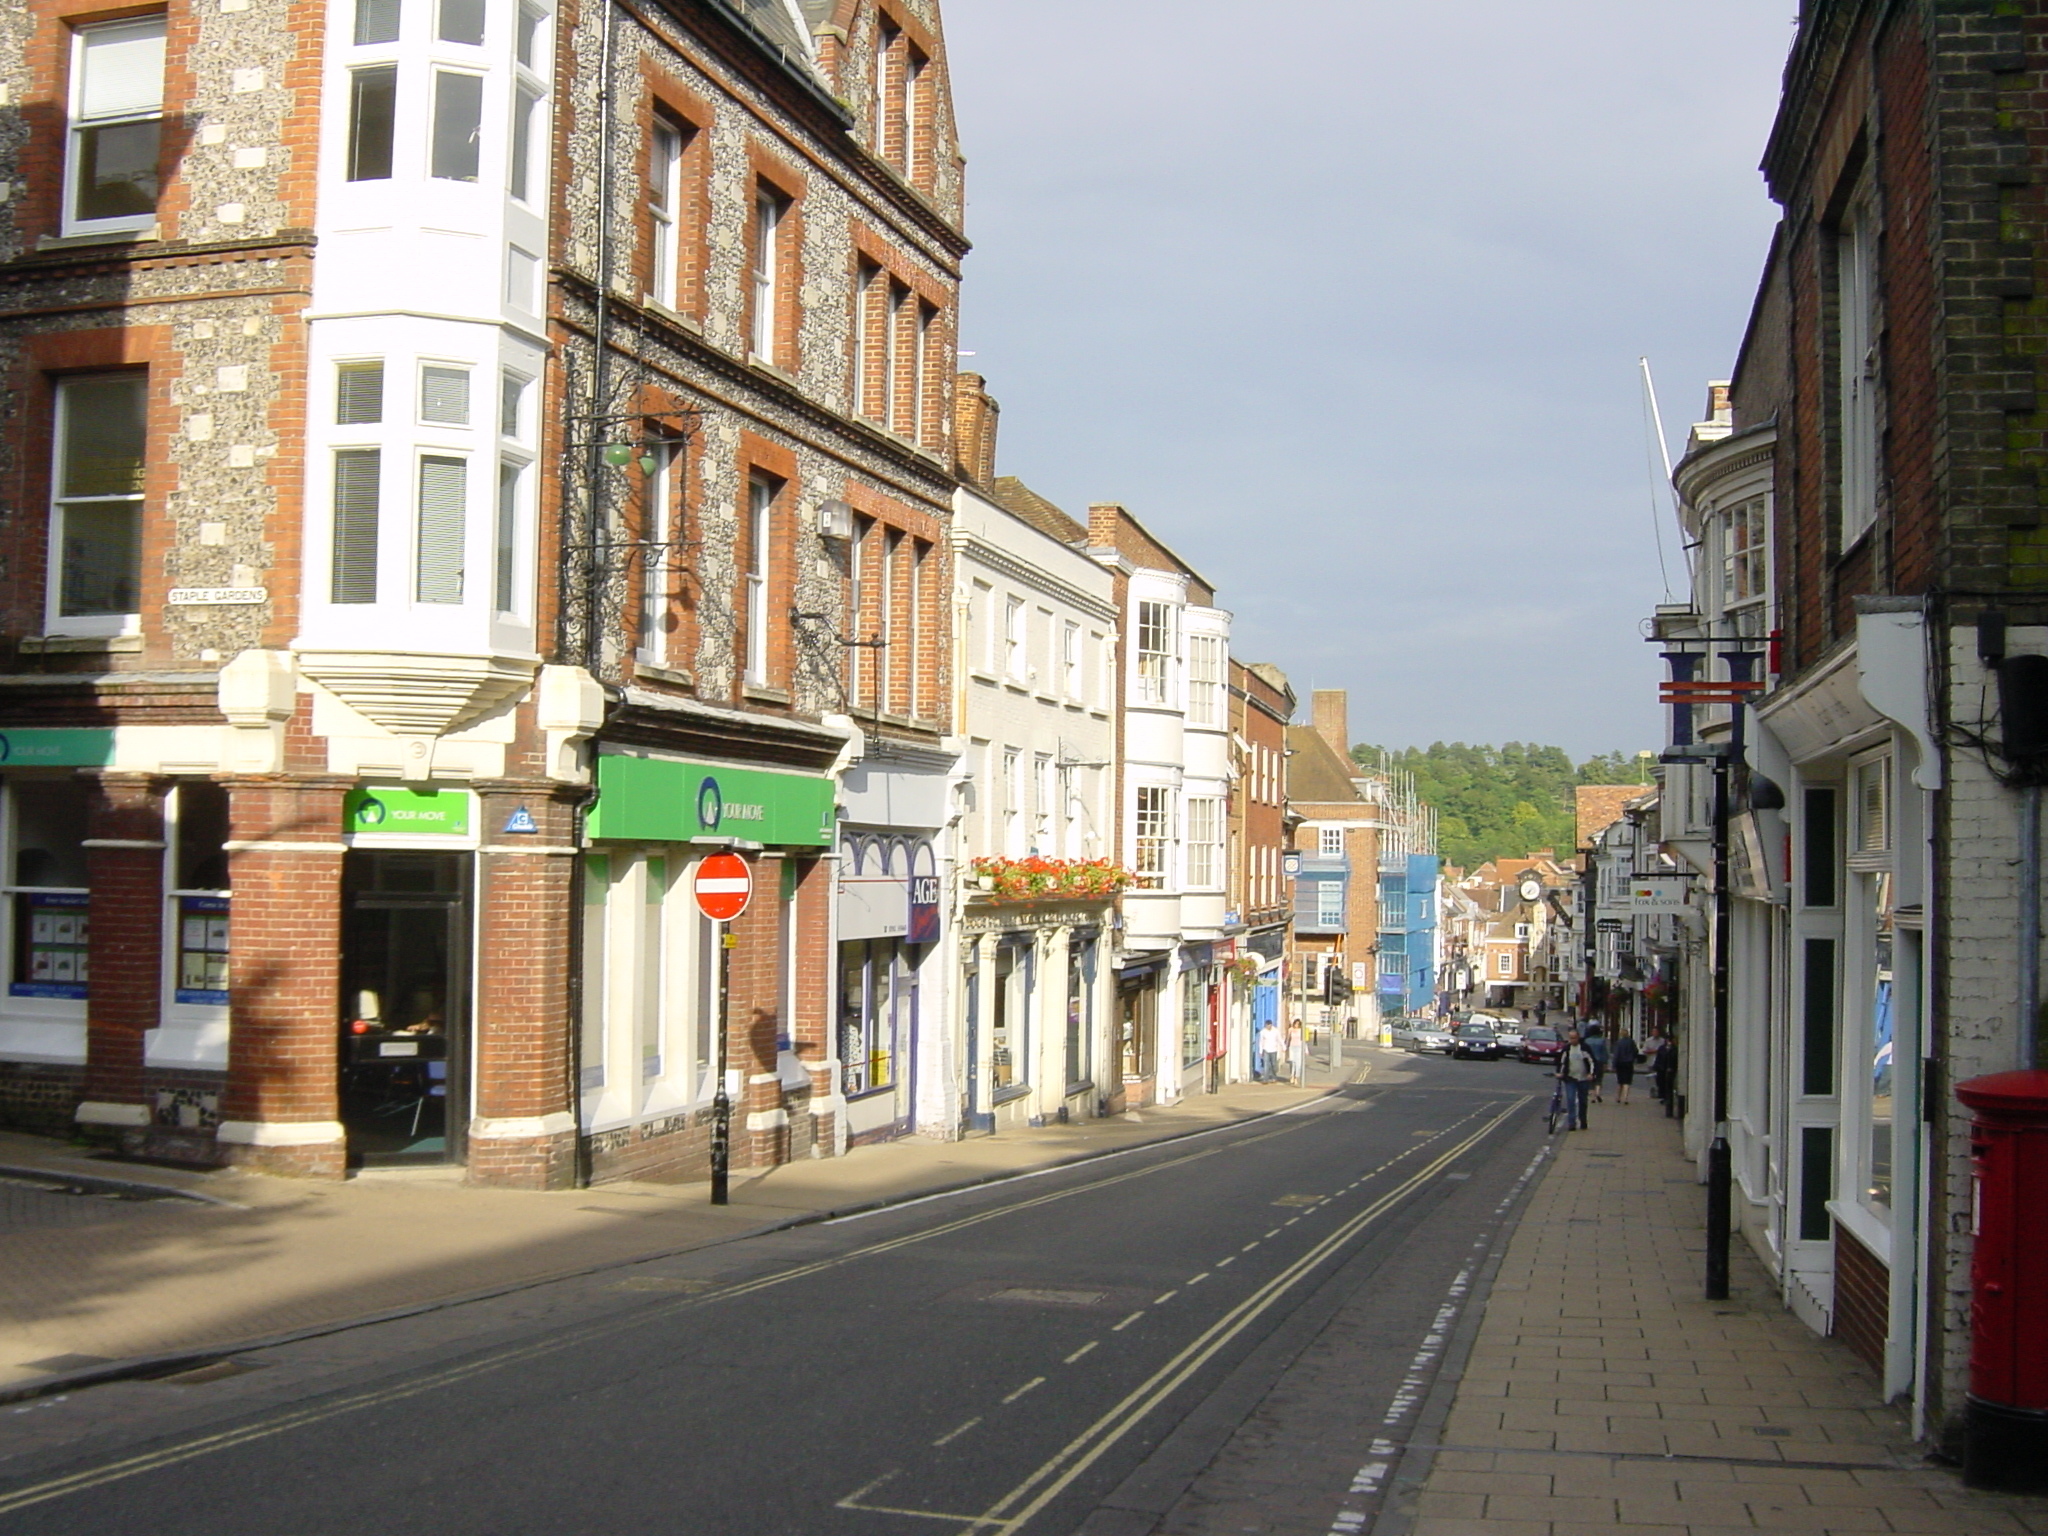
1408, 1024, 1455, 1054
1481, 1015, 1526, 1052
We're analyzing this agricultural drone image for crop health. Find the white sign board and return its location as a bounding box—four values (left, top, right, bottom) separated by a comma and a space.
1628, 878, 1692, 914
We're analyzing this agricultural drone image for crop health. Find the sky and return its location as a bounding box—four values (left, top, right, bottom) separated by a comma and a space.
940, 0, 1797, 761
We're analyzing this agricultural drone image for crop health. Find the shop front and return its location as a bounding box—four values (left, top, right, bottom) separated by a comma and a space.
1115, 956, 1165, 1110
836, 747, 953, 1144
1177, 942, 1220, 1097
336, 785, 477, 1167
961, 903, 1109, 1131
580, 747, 836, 1181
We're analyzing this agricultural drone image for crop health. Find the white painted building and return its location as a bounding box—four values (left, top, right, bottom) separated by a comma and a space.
948, 484, 1118, 1132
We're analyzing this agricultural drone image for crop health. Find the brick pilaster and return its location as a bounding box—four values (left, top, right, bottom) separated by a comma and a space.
77, 775, 169, 1135
218, 778, 348, 1179
467, 784, 579, 1189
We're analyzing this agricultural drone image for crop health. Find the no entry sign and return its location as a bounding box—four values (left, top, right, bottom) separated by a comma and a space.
693, 852, 753, 921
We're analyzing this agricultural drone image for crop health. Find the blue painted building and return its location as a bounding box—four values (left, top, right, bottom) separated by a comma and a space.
1377, 853, 1441, 1016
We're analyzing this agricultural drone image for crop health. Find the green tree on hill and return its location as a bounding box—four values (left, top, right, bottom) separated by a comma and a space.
1351, 741, 1648, 873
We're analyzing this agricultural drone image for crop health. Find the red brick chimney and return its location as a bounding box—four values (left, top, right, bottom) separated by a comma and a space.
1312, 689, 1349, 759
953, 372, 999, 486
1088, 502, 1126, 547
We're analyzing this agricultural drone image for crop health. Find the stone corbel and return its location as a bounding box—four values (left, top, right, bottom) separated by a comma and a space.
218, 649, 297, 774
536, 665, 607, 784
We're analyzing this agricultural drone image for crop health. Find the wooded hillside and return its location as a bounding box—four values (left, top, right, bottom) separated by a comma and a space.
1351, 742, 1642, 873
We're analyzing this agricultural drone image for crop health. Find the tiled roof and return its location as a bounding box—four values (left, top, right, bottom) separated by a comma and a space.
1575, 785, 1644, 849
714, 0, 814, 66
1287, 725, 1366, 805
989, 477, 1088, 545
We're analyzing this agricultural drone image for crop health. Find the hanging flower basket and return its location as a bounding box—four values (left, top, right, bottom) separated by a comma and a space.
969, 856, 1135, 902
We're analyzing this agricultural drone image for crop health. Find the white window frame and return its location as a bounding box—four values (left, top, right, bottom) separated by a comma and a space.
1186, 796, 1223, 890
1188, 633, 1225, 728
1134, 785, 1174, 890
750, 188, 785, 362
1317, 826, 1343, 857
1315, 880, 1343, 929
47, 373, 147, 638
1062, 621, 1082, 699
745, 474, 774, 686
648, 118, 683, 307
1135, 600, 1175, 706
63, 16, 167, 238
1836, 181, 1879, 551
1003, 595, 1026, 682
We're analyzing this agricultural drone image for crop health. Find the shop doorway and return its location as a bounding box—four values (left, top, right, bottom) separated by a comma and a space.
338, 851, 471, 1166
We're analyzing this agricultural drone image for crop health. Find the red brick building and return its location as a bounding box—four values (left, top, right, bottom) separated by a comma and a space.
0, 0, 968, 1187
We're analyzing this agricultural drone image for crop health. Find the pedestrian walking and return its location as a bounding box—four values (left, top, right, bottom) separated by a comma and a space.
1557, 1029, 1595, 1131
1654, 1028, 1679, 1108
1257, 1019, 1282, 1082
1584, 1021, 1609, 1103
1287, 1019, 1309, 1085
1611, 1030, 1639, 1105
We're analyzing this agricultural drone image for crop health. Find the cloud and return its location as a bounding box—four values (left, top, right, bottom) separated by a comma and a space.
942, 0, 1792, 757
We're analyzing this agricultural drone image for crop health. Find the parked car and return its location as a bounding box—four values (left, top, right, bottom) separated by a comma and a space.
1451, 1023, 1503, 1060
1408, 1024, 1455, 1054
1519, 1025, 1564, 1065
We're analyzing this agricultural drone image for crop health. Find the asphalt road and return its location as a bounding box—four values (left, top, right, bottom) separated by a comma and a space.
0, 1050, 1555, 1536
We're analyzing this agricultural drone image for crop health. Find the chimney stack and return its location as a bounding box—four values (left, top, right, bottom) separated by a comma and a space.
1312, 689, 1350, 760
953, 372, 1000, 486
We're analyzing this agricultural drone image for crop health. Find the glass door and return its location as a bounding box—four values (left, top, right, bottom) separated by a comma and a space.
338, 852, 470, 1165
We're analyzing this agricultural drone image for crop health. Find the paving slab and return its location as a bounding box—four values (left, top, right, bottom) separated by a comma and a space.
1384, 1096, 2048, 1536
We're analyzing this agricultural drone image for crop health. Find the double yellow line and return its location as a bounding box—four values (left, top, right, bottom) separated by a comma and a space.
0, 1108, 1328, 1517
947, 1097, 1525, 1536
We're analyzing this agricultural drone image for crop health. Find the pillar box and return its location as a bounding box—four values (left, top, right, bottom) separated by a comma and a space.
1957, 1068, 2048, 1493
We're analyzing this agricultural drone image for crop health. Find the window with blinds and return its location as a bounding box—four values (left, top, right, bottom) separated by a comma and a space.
420, 365, 469, 425
331, 449, 382, 604
354, 0, 400, 45
415, 456, 466, 603
1854, 757, 1891, 855
336, 361, 384, 425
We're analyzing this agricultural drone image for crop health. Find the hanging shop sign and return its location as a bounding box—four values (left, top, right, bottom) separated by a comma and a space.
344, 786, 474, 839
0, 729, 115, 767
1627, 876, 1693, 914
589, 753, 834, 847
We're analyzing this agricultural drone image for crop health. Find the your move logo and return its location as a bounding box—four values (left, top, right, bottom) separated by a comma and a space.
697, 776, 724, 832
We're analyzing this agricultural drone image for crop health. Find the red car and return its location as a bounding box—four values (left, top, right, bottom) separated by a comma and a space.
1520, 1025, 1565, 1065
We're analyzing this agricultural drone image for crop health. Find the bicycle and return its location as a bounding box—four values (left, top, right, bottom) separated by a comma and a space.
1546, 1075, 1567, 1135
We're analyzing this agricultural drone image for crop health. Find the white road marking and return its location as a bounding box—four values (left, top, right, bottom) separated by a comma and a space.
1153, 1290, 1179, 1304
1185, 1272, 1210, 1286
933, 1417, 981, 1447
1063, 1341, 1098, 1365
1111, 1311, 1144, 1332
1001, 1377, 1045, 1404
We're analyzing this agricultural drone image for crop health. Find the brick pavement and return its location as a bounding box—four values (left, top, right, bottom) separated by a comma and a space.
1393, 1095, 2048, 1536
0, 1072, 1342, 1396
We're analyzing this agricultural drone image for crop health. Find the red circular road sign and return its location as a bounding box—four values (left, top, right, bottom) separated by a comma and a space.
693, 852, 753, 921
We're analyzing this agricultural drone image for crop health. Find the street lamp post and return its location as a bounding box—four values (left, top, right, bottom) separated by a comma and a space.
1660, 644, 1765, 1302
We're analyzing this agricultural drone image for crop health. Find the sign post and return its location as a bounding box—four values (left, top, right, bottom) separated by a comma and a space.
693, 853, 753, 1205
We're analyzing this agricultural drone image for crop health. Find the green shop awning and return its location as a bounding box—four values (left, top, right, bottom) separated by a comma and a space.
589, 753, 834, 847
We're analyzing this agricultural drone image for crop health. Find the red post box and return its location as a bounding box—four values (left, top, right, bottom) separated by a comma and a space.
1956, 1068, 2048, 1493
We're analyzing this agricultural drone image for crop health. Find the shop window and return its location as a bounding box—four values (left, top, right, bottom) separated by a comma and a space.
169, 782, 231, 1007
990, 943, 1028, 1096
65, 16, 166, 235
7, 781, 92, 1001
579, 855, 608, 1089
1180, 969, 1206, 1070
1066, 935, 1094, 1087
840, 939, 909, 1097
50, 374, 147, 633
1801, 937, 1836, 1096
1798, 1125, 1834, 1242
1802, 787, 1839, 907
640, 856, 665, 1080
